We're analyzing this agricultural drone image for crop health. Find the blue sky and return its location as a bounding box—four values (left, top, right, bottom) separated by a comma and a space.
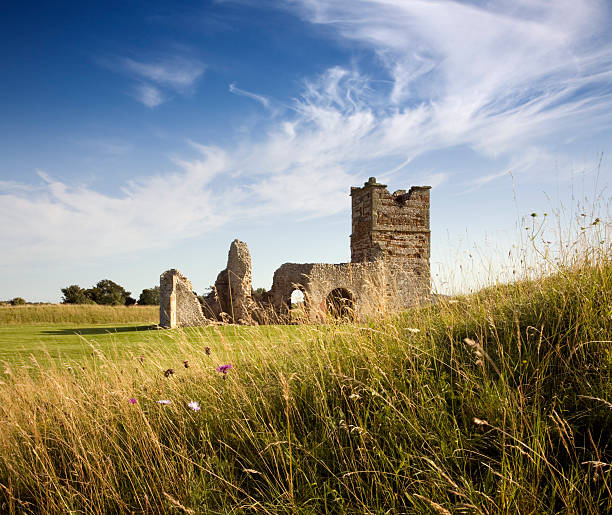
1, 0, 611, 302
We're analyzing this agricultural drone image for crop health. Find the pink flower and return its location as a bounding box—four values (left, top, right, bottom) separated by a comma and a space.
129, 398, 137, 404
187, 401, 200, 411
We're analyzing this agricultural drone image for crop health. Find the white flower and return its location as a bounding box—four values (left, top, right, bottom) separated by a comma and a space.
187, 401, 200, 411
157, 400, 172, 405
405, 328, 420, 333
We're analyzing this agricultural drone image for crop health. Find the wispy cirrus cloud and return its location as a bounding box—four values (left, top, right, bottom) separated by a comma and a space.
229, 83, 271, 108
120, 56, 205, 90
134, 83, 165, 108
103, 53, 205, 107
278, 0, 612, 180
2, 1, 611, 266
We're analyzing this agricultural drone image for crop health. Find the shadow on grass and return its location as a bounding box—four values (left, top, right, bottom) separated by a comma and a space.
43, 325, 159, 336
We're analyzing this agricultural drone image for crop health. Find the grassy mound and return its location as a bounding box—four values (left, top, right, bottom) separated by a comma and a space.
0, 257, 610, 513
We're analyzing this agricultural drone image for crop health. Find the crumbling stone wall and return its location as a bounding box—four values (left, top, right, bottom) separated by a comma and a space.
160, 239, 254, 327
200, 239, 254, 324
159, 177, 431, 327
159, 269, 207, 328
267, 261, 386, 321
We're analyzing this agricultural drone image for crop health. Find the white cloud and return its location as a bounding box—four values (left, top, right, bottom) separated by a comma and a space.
134, 84, 165, 108
287, 0, 612, 155
103, 53, 205, 107
2, 1, 611, 267
121, 56, 205, 91
229, 83, 271, 108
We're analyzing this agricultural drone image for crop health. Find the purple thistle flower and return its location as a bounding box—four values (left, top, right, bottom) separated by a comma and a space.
216, 364, 233, 375
129, 398, 137, 404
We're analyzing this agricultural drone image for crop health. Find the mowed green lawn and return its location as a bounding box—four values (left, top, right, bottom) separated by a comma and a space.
1, 305, 206, 364
0, 323, 166, 364
0, 320, 306, 367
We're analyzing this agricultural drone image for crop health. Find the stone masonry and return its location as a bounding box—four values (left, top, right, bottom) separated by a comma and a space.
159, 177, 431, 327
200, 239, 254, 324
159, 269, 206, 328
160, 239, 254, 328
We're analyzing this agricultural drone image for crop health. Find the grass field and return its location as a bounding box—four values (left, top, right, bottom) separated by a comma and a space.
0, 247, 610, 513
0, 304, 158, 325
0, 317, 307, 367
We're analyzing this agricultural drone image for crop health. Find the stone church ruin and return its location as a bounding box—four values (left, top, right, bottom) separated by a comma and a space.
160, 177, 431, 327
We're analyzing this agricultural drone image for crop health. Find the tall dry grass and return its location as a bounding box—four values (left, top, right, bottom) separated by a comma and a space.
0, 197, 610, 513
0, 245, 610, 512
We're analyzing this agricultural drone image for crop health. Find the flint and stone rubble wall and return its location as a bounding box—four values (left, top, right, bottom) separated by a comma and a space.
200, 239, 254, 324
159, 269, 207, 328
267, 261, 383, 321
159, 177, 431, 327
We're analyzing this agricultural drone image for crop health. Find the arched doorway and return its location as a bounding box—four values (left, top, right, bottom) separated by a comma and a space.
326, 288, 354, 320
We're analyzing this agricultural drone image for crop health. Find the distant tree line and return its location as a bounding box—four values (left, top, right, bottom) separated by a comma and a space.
61, 281, 160, 306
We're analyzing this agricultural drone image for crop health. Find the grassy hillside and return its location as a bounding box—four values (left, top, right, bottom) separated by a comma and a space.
0, 304, 158, 325
0, 256, 610, 513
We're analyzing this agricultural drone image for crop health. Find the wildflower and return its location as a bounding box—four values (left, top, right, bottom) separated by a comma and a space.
216, 364, 233, 375
530, 212, 537, 217
157, 400, 172, 405
205, 346, 211, 355
187, 401, 200, 411
405, 327, 420, 334
164, 368, 174, 378
129, 398, 137, 404
183, 360, 189, 368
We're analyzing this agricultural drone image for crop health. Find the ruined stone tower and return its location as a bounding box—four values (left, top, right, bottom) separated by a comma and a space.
350, 177, 431, 302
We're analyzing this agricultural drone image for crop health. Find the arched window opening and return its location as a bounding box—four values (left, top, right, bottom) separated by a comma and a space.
326, 288, 354, 320
289, 288, 307, 321
290, 289, 305, 308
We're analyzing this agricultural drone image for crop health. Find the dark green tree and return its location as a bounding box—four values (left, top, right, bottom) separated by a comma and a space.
10, 297, 26, 306
86, 280, 131, 305
138, 286, 160, 305
61, 285, 93, 304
